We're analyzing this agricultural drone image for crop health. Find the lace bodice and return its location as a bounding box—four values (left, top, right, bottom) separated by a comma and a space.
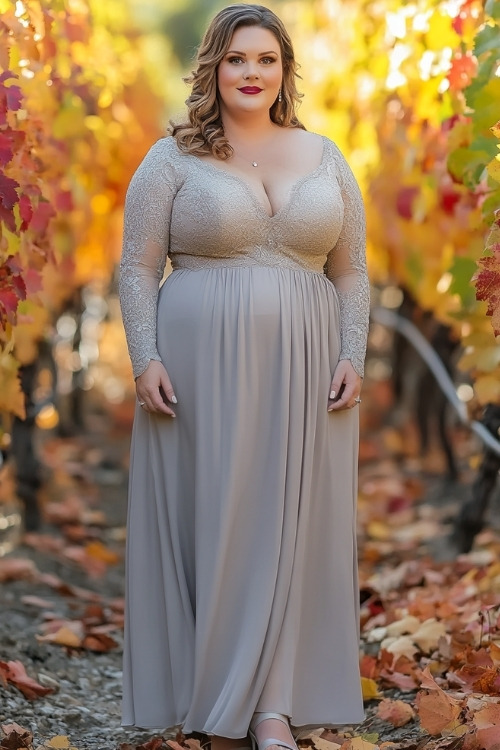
120, 135, 370, 378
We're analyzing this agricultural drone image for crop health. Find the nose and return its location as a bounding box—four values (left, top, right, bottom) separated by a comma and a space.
243, 62, 260, 79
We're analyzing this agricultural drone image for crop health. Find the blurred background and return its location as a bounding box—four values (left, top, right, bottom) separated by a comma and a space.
0, 0, 499, 563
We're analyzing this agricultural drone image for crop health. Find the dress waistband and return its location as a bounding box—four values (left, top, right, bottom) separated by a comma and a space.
170, 250, 325, 275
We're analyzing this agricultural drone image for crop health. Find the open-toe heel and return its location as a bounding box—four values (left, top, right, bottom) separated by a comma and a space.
249, 712, 298, 750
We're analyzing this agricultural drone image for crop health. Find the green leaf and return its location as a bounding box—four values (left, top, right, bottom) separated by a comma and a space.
473, 24, 500, 56
449, 257, 479, 307
468, 79, 500, 133
482, 189, 500, 226
485, 0, 500, 20
447, 147, 490, 188
469, 135, 500, 162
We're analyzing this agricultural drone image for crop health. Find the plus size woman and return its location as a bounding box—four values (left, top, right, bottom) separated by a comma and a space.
119, 5, 370, 750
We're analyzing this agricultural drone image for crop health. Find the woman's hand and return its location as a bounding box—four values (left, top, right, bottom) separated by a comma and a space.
136, 360, 177, 417
328, 359, 362, 412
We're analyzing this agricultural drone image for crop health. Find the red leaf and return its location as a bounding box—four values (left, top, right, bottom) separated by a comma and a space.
396, 186, 419, 220
0, 132, 13, 165
23, 268, 43, 295
0, 173, 19, 209
30, 200, 55, 233
0, 660, 54, 700
474, 246, 500, 335
447, 52, 478, 91
54, 190, 73, 211
19, 194, 33, 231
5, 84, 22, 112
0, 287, 20, 316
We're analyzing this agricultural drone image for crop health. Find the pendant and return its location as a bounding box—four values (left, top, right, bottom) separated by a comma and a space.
252, 161, 258, 167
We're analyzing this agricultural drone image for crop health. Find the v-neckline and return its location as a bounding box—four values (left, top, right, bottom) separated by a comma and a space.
187, 136, 328, 221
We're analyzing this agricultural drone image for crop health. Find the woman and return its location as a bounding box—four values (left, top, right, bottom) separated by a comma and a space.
119, 4, 369, 750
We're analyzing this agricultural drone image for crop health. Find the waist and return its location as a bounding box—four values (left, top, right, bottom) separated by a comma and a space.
170, 248, 326, 274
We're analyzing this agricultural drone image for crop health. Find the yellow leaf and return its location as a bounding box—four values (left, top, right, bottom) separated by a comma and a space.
36, 626, 82, 648
341, 738, 379, 750
475, 374, 500, 405
44, 737, 73, 749
487, 156, 500, 184
0, 351, 25, 419
361, 676, 382, 700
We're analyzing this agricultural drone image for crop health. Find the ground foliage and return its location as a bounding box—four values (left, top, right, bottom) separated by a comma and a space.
0, 0, 163, 419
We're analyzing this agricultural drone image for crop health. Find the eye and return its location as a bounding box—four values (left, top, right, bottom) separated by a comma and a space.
227, 56, 243, 64
260, 57, 277, 64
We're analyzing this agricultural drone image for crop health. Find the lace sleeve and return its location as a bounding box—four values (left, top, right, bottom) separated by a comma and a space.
119, 140, 178, 379
325, 143, 370, 377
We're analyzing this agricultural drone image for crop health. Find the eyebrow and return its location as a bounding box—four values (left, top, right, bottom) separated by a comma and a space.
225, 49, 279, 56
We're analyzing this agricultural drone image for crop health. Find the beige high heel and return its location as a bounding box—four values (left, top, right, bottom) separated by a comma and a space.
249, 713, 298, 750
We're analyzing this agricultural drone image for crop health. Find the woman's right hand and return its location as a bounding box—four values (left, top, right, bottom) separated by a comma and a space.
136, 360, 177, 417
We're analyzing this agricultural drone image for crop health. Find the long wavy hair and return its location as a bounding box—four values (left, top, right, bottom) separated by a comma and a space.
169, 4, 305, 160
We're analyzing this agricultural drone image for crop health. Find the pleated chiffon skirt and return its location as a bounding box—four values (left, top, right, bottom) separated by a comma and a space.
122, 265, 364, 734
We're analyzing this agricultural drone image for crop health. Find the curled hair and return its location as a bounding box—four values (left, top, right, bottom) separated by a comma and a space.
169, 4, 305, 159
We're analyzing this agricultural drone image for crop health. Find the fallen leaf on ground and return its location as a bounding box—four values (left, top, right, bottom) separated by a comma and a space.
36, 624, 83, 648
41, 737, 79, 749
0, 661, 54, 700
0, 723, 33, 749
377, 698, 415, 727
340, 738, 379, 750
81, 632, 118, 652
361, 676, 382, 700
0, 558, 38, 583
412, 618, 447, 653
416, 667, 462, 735
310, 735, 342, 750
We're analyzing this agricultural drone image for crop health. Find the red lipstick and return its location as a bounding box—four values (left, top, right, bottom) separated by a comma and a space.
238, 87, 263, 94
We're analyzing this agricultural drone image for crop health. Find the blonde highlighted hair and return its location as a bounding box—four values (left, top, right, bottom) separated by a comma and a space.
169, 4, 305, 159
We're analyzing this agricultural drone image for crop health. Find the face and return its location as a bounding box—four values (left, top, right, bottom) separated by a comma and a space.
217, 25, 283, 118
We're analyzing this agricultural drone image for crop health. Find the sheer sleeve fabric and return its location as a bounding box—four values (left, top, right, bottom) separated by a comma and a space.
325, 144, 370, 377
119, 140, 178, 379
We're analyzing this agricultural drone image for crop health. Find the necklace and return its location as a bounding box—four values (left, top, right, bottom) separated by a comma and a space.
252, 161, 258, 167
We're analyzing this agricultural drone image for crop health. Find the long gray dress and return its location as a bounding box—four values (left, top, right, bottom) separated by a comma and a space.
119, 135, 370, 735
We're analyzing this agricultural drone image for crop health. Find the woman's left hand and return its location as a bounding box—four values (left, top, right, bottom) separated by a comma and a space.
328, 359, 362, 411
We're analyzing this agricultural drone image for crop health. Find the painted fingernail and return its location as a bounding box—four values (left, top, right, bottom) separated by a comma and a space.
171, 395, 178, 404
330, 390, 336, 400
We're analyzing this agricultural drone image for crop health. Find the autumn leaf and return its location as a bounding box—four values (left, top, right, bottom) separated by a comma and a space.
0, 557, 38, 583
339, 739, 379, 750
0, 722, 33, 749
36, 623, 83, 649
473, 245, 500, 335
41, 736, 79, 750
81, 632, 118, 652
377, 699, 415, 728
361, 676, 382, 700
0, 660, 54, 700
415, 667, 462, 735
0, 173, 19, 210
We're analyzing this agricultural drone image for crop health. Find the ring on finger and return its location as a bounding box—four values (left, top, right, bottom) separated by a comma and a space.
138, 401, 146, 407
354, 396, 361, 404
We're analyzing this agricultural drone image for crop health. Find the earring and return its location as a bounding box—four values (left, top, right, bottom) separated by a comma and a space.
278, 89, 282, 103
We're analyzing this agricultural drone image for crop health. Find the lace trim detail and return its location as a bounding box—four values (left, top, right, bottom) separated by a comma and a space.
171, 247, 325, 273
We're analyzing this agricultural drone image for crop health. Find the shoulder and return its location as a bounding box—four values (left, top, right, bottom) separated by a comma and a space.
132, 137, 186, 187
141, 136, 183, 168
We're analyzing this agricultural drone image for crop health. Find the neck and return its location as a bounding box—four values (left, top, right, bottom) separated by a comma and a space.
222, 111, 278, 145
